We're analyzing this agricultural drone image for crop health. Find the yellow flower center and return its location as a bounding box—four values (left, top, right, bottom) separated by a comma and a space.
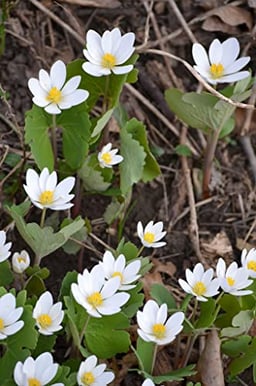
112, 271, 124, 282
101, 152, 112, 164
247, 261, 256, 272
17, 256, 26, 263
39, 190, 54, 205
81, 371, 95, 385
152, 323, 166, 339
143, 232, 155, 244
37, 314, 52, 329
101, 53, 117, 69
46, 86, 62, 103
87, 292, 103, 308
28, 379, 41, 386
192, 281, 206, 296
227, 276, 235, 286
0, 318, 4, 330
210, 63, 224, 79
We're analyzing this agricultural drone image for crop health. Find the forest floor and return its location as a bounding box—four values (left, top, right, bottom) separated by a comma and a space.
1, 0, 256, 385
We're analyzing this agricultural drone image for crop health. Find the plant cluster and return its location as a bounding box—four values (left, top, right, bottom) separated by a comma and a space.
0, 25, 255, 386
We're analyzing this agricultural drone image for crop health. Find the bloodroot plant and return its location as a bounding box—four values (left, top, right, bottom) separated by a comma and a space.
1, 24, 256, 386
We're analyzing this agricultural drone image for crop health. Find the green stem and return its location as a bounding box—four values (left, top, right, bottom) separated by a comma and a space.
137, 245, 145, 258
40, 207, 47, 228
150, 343, 158, 375
79, 314, 90, 348
51, 114, 57, 169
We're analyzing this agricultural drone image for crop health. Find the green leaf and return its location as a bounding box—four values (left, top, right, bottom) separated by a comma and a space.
0, 261, 13, 286
91, 108, 114, 138
116, 239, 139, 261
86, 312, 130, 358
33, 334, 56, 357
120, 120, 146, 194
57, 104, 91, 170
7, 205, 84, 260
221, 310, 254, 338
228, 337, 256, 377
122, 118, 160, 183
122, 282, 144, 318
152, 364, 196, 382
24, 105, 53, 170
136, 337, 155, 373
150, 283, 176, 309
60, 271, 78, 299
222, 335, 251, 357
78, 155, 112, 192
195, 298, 216, 329
103, 198, 124, 225
175, 144, 192, 157
165, 88, 236, 134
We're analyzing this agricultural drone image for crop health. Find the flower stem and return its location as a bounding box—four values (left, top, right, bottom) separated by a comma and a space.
51, 114, 58, 169
79, 314, 90, 347
202, 129, 220, 199
40, 207, 47, 228
150, 343, 158, 375
137, 245, 145, 258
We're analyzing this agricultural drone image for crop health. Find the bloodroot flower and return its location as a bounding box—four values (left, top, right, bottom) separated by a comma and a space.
23, 167, 75, 211
137, 300, 184, 346
0, 230, 12, 262
216, 258, 252, 296
192, 37, 250, 85
12, 250, 30, 274
98, 143, 123, 168
82, 28, 135, 77
14, 352, 63, 386
71, 265, 130, 318
178, 263, 219, 302
100, 250, 141, 290
0, 293, 24, 340
77, 355, 114, 386
137, 220, 166, 248
241, 248, 256, 278
33, 291, 64, 335
28, 59, 89, 114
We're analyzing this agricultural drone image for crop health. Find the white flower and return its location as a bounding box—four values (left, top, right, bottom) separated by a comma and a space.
99, 250, 141, 290
71, 264, 130, 318
137, 300, 184, 345
0, 230, 12, 262
142, 380, 158, 386
137, 220, 166, 248
77, 355, 114, 386
178, 263, 219, 302
33, 291, 64, 335
192, 37, 250, 85
28, 59, 89, 114
12, 250, 30, 274
14, 352, 63, 386
23, 167, 75, 211
98, 143, 123, 168
216, 258, 252, 296
241, 248, 256, 278
0, 293, 24, 340
82, 27, 135, 77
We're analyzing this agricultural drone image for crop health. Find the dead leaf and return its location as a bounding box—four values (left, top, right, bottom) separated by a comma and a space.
236, 237, 255, 252
202, 6, 253, 32
248, 0, 256, 8
140, 258, 176, 300
197, 329, 225, 386
152, 257, 177, 277
59, 0, 121, 7
201, 231, 233, 264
